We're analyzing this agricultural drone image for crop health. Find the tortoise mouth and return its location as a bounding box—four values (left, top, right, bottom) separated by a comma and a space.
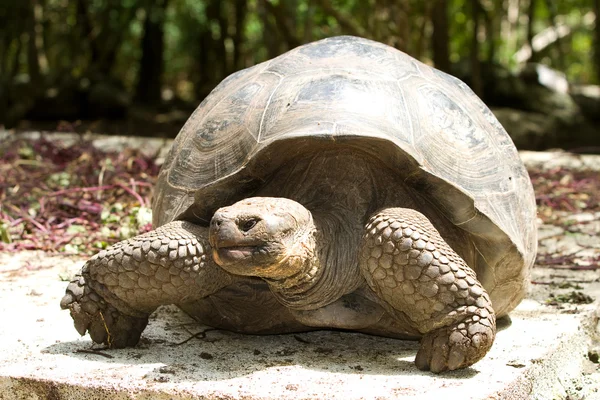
215, 246, 256, 263
213, 243, 270, 267
212, 237, 264, 249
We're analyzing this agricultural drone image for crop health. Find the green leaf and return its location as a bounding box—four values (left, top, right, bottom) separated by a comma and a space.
47, 172, 71, 188
132, 206, 153, 227
66, 225, 87, 234
0, 222, 12, 244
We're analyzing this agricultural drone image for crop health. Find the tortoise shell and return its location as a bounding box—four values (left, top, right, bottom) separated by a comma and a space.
153, 36, 537, 316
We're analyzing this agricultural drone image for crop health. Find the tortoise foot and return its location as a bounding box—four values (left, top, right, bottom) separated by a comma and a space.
415, 313, 495, 373
360, 207, 497, 373
60, 220, 232, 346
61, 273, 148, 348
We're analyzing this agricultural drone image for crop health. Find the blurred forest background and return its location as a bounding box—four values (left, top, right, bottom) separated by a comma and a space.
1, 0, 599, 150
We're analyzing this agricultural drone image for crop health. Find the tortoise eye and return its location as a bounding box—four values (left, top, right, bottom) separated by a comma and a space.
240, 218, 259, 232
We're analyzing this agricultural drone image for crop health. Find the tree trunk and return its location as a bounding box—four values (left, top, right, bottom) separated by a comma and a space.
483, 0, 500, 65
595, 0, 600, 83
470, 0, 483, 96
194, 0, 229, 99
414, 2, 432, 60
26, 0, 41, 87
303, 0, 315, 43
285, 0, 298, 44
259, 0, 279, 59
263, 0, 300, 48
207, 0, 228, 80
543, 0, 565, 70
394, 0, 410, 53
98, 5, 137, 77
76, 0, 100, 65
506, 0, 521, 64
194, 29, 210, 100
431, 0, 450, 72
316, 0, 367, 37
32, 0, 48, 74
526, 0, 536, 61
9, 38, 23, 82
372, 0, 384, 41
135, 0, 169, 105
0, 36, 22, 126
0, 31, 17, 80
233, 0, 248, 70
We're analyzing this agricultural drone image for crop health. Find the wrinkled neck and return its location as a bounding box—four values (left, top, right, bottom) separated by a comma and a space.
265, 210, 363, 310
263, 222, 322, 297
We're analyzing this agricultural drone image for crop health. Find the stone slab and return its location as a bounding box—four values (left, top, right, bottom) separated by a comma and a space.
2, 131, 600, 398
0, 252, 599, 400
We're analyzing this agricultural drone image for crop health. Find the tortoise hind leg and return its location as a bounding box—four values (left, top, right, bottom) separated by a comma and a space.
60, 220, 232, 348
359, 208, 496, 373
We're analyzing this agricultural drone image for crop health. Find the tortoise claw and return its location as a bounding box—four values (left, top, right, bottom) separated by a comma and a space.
61, 272, 148, 348
415, 316, 495, 373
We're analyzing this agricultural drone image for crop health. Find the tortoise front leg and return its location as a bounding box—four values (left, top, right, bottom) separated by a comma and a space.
60, 220, 232, 348
359, 208, 496, 373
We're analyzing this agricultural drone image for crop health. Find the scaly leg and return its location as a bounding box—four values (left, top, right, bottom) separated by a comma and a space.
359, 208, 496, 373
61, 220, 232, 348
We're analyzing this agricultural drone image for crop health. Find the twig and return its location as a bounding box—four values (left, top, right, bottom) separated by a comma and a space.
115, 182, 145, 206
172, 328, 217, 346
5, 204, 48, 232
99, 311, 112, 348
46, 185, 116, 197
75, 349, 114, 358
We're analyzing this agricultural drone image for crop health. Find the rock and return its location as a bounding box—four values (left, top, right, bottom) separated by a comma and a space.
88, 81, 130, 119
492, 108, 558, 150
453, 61, 599, 151
520, 151, 600, 172
1, 77, 41, 128
25, 79, 86, 121
515, 64, 581, 126
491, 73, 597, 151
520, 63, 569, 94
570, 85, 600, 122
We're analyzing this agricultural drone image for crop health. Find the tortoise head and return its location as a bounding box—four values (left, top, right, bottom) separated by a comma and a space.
208, 197, 315, 279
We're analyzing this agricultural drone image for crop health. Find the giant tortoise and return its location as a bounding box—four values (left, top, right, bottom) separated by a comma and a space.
61, 36, 537, 373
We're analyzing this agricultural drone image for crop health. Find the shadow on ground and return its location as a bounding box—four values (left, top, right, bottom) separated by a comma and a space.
43, 305, 480, 382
